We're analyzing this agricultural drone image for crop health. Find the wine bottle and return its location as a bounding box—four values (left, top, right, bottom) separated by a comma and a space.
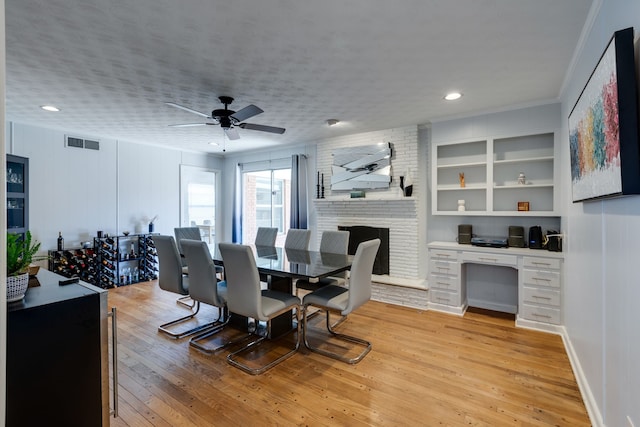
57, 232, 64, 251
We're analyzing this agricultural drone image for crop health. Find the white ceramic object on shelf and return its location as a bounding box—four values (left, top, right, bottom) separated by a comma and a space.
458, 200, 466, 211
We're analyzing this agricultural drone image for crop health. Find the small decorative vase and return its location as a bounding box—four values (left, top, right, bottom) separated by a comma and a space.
148, 222, 154, 233
7, 272, 30, 302
458, 199, 466, 211
518, 172, 526, 185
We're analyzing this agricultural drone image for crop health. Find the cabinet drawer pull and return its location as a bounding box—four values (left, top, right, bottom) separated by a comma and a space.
532, 261, 551, 266
532, 277, 551, 282
531, 313, 552, 319
532, 295, 552, 300
479, 257, 497, 262
436, 281, 451, 286
435, 253, 451, 257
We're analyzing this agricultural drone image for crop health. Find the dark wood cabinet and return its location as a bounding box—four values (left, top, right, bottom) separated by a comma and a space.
6, 269, 113, 426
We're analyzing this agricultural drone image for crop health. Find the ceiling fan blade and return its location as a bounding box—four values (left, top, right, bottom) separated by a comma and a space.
225, 127, 241, 140
168, 123, 208, 128
230, 104, 263, 122
165, 102, 212, 119
239, 123, 286, 134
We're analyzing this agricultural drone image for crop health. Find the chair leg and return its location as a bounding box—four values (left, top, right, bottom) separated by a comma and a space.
177, 295, 195, 309
227, 308, 301, 375
158, 302, 222, 339
189, 310, 252, 353
302, 305, 371, 364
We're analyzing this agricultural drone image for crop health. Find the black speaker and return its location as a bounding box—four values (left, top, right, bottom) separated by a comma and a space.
458, 224, 472, 244
508, 226, 525, 248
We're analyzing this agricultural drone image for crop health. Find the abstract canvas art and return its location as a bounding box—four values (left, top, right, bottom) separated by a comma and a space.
569, 27, 640, 202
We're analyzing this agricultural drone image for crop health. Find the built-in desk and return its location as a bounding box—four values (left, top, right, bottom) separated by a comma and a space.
427, 241, 564, 333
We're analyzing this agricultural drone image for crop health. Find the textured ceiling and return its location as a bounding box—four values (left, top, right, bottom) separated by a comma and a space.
6, 0, 593, 154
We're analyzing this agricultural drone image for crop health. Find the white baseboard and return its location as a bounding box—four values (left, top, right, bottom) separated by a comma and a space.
559, 325, 604, 427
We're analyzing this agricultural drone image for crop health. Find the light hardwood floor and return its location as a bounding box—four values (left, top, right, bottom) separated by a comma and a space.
108, 281, 590, 426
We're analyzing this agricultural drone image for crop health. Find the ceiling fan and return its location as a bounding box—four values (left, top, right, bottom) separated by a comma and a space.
166, 96, 286, 140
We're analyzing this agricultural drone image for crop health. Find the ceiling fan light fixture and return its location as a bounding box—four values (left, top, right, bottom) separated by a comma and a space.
444, 92, 463, 101
326, 119, 340, 127
40, 105, 60, 112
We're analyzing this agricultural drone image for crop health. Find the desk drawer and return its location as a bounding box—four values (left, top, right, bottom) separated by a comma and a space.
522, 269, 561, 289
460, 251, 517, 267
522, 286, 560, 307
429, 273, 460, 291
429, 249, 458, 260
523, 256, 561, 270
520, 303, 560, 325
430, 289, 461, 307
429, 259, 459, 276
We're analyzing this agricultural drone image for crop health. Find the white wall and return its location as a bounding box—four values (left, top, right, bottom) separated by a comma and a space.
560, 0, 640, 425
8, 121, 222, 253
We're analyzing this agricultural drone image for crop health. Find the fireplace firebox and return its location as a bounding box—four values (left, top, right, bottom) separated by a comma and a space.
337, 225, 390, 275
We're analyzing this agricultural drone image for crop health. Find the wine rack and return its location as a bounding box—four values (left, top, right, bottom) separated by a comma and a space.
94, 233, 157, 288
48, 248, 98, 284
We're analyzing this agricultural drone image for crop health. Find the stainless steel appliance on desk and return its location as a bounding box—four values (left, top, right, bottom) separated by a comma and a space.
6, 269, 116, 426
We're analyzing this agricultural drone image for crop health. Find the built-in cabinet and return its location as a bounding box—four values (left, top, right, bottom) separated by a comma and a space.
427, 242, 564, 333
432, 132, 558, 216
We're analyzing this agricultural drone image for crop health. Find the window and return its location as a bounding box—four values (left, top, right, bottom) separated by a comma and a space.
180, 165, 218, 244
242, 167, 291, 245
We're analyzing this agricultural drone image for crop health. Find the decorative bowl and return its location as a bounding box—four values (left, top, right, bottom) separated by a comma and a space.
7, 272, 29, 302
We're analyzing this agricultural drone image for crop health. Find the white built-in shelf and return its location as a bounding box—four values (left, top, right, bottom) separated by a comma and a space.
432, 132, 559, 216
437, 161, 487, 169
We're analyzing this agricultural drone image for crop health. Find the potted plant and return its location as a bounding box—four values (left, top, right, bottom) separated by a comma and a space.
6, 231, 43, 302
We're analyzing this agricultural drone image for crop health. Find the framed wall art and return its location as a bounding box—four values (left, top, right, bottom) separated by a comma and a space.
568, 27, 640, 202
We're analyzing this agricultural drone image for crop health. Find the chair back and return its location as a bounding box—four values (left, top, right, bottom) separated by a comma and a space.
153, 235, 189, 295
255, 227, 278, 246
284, 229, 311, 250
181, 239, 225, 307
218, 243, 262, 318
320, 230, 350, 278
175, 227, 202, 267
344, 239, 380, 314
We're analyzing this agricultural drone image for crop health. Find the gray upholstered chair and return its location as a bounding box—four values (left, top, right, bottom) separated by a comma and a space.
302, 238, 380, 364
284, 228, 311, 250
296, 230, 350, 292
174, 227, 202, 271
182, 240, 244, 352
175, 226, 224, 278
218, 242, 301, 375
153, 235, 220, 339
254, 227, 278, 246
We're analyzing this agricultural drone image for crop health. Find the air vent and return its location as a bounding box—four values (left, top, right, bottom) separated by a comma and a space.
84, 140, 100, 150
65, 136, 84, 148
65, 135, 100, 151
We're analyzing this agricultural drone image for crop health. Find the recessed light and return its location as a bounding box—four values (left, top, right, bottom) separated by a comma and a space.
444, 92, 462, 101
326, 119, 340, 127
40, 105, 60, 112
208, 142, 219, 146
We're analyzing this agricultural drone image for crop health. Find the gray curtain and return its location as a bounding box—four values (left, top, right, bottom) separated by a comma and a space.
290, 154, 308, 229
232, 164, 242, 243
